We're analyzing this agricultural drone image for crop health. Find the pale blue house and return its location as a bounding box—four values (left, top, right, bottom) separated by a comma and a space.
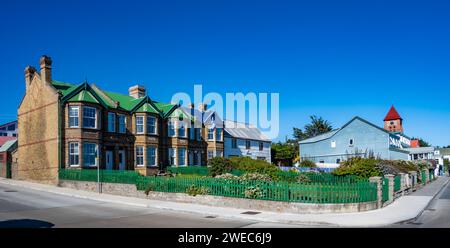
299, 116, 411, 167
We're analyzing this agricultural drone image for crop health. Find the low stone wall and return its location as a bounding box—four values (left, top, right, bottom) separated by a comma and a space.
59, 180, 378, 214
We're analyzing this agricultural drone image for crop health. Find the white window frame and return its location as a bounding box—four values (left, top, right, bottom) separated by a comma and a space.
147, 116, 157, 134
178, 148, 186, 166
107, 112, 116, 132
118, 114, 126, 133
69, 142, 79, 167
147, 146, 157, 167
207, 128, 214, 141
82, 106, 97, 129
82, 142, 97, 167
178, 122, 186, 138
135, 146, 144, 167
216, 128, 222, 141
168, 121, 176, 137
169, 148, 176, 165
207, 150, 214, 160
331, 140, 336, 148
349, 138, 354, 146
136, 115, 144, 134
69, 106, 79, 128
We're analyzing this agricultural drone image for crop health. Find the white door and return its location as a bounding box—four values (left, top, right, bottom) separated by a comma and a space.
119, 150, 126, 170
106, 151, 113, 170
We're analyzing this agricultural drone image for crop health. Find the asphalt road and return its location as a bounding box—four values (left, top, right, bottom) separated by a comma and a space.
391, 178, 450, 228
0, 183, 313, 228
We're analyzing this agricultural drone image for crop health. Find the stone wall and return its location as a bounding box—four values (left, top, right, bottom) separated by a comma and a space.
59, 180, 378, 214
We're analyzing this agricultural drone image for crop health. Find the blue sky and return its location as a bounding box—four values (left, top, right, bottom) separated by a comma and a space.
1, 0, 449, 145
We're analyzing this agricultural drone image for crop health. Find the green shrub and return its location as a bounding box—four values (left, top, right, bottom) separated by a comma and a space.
186, 184, 209, 196
244, 186, 263, 199
241, 173, 272, 181
333, 157, 381, 179
208, 157, 233, 177
298, 160, 316, 168
229, 157, 281, 180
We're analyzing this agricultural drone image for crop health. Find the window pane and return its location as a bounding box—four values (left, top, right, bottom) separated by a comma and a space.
83, 107, 96, 128
136, 146, 144, 166
178, 148, 186, 166
83, 143, 97, 166
69, 106, 79, 127
147, 146, 156, 166
69, 142, 79, 166
108, 113, 115, 132
208, 129, 214, 140
136, 116, 144, 133
216, 128, 222, 141
147, 116, 156, 134
118, 115, 126, 133
168, 122, 175, 137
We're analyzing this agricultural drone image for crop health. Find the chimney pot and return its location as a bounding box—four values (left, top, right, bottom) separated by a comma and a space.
39, 55, 52, 83
24, 66, 37, 92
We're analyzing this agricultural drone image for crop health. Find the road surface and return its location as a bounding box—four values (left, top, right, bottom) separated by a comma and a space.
0, 183, 314, 228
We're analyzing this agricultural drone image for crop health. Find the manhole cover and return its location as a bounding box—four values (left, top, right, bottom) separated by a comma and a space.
240, 211, 261, 215
426, 209, 436, 211
409, 222, 422, 225
4, 190, 17, 193
205, 216, 216, 219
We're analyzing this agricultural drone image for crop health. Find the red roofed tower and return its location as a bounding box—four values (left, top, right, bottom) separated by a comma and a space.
384, 105, 403, 133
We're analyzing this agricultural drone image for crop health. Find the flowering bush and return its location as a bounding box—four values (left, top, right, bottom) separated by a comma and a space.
241, 173, 272, 181
186, 184, 209, 196
244, 186, 263, 199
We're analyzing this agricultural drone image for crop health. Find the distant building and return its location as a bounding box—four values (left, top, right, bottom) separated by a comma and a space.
404, 147, 436, 161
223, 120, 271, 163
0, 139, 17, 178
0, 121, 18, 137
299, 106, 412, 167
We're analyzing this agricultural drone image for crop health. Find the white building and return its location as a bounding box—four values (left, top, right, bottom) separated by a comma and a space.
223, 120, 271, 163
404, 147, 436, 161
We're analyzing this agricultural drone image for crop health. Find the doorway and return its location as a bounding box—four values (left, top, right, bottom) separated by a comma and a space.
118, 150, 126, 170
106, 151, 113, 170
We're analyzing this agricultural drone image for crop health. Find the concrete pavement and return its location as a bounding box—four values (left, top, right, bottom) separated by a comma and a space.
1, 176, 448, 227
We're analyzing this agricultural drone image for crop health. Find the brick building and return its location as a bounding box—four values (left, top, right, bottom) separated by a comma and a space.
17, 56, 224, 184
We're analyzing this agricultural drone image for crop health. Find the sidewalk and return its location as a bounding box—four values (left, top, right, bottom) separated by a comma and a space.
1, 176, 448, 227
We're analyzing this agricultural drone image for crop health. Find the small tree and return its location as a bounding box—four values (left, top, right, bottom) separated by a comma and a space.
208, 157, 233, 177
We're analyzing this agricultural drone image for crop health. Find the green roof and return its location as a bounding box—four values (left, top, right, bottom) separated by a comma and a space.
68, 90, 100, 104
51, 80, 177, 116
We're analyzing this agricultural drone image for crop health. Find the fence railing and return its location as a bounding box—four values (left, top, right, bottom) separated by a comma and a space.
394, 175, 401, 192
58, 169, 141, 184
136, 176, 377, 204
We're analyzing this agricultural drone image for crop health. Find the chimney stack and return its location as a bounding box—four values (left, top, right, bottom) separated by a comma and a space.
128, 85, 146, 99
39, 55, 52, 84
24, 66, 37, 92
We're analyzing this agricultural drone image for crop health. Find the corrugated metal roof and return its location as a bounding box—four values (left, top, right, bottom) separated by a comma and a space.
298, 129, 340, 144
223, 120, 270, 141
0, 139, 17, 152
403, 147, 435, 154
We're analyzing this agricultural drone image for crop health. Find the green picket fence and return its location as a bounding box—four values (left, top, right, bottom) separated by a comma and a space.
394, 175, 401, 192
382, 178, 389, 202
59, 169, 142, 184
136, 176, 378, 204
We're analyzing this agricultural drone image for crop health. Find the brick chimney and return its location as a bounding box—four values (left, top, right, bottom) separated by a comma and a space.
39, 55, 52, 84
24, 66, 37, 92
128, 85, 146, 99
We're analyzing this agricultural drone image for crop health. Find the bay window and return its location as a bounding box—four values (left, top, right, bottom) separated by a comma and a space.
169, 148, 176, 165
83, 142, 97, 167
135, 146, 144, 166
82, 107, 97, 129
69, 106, 79, 128
136, 116, 144, 134
178, 148, 186, 166
216, 128, 222, 141
147, 116, 156, 134
147, 146, 156, 167
168, 122, 175, 137
69, 142, 79, 166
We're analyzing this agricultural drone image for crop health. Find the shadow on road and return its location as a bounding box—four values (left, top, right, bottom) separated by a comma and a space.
0, 219, 54, 228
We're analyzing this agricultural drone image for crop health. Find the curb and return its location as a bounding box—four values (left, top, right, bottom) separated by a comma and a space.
393, 177, 449, 225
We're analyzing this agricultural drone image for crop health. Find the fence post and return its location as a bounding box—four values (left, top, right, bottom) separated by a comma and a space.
385, 174, 395, 203
369, 176, 382, 209
399, 172, 406, 195
409, 171, 417, 189
424, 169, 429, 184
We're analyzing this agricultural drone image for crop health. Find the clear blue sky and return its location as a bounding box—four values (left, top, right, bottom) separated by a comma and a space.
1, 0, 449, 146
